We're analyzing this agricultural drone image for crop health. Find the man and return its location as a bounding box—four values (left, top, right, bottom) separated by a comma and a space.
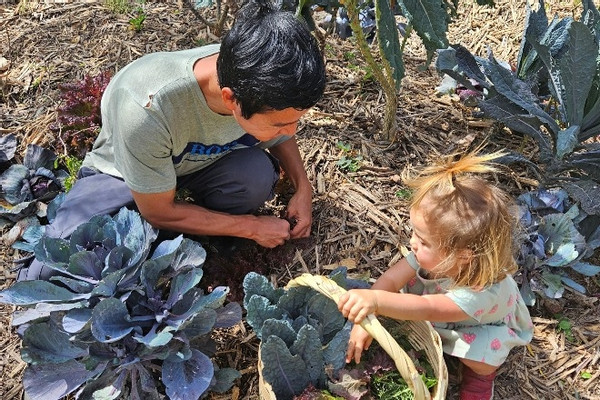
18, 0, 326, 280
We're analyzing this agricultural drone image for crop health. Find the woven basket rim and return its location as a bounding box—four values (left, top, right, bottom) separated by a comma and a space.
256, 273, 448, 400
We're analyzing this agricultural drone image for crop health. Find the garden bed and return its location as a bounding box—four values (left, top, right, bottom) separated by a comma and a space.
1, 1, 599, 399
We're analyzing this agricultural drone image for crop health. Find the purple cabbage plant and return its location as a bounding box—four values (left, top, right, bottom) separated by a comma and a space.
0, 143, 68, 226
0, 208, 242, 400
516, 188, 600, 305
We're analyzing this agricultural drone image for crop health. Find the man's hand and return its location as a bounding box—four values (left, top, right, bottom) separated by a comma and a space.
286, 185, 312, 239
250, 215, 291, 248
338, 289, 378, 324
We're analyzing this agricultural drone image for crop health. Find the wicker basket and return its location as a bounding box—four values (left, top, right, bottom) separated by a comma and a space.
258, 273, 448, 400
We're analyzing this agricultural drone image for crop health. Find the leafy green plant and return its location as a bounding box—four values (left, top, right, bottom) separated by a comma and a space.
49, 71, 111, 158
516, 188, 600, 305
54, 155, 82, 192
129, 8, 146, 31
395, 188, 412, 199
581, 371, 593, 380
336, 141, 362, 172
243, 270, 358, 398
243, 270, 437, 399
0, 208, 241, 400
555, 315, 576, 343
435, 0, 600, 212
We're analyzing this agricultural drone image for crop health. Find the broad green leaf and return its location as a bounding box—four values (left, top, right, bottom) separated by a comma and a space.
12, 301, 84, 326
244, 295, 284, 337
1, 164, 29, 204
261, 319, 298, 348
163, 349, 213, 400
376, 0, 404, 88
399, 0, 448, 59
516, 0, 548, 77
544, 242, 579, 266
539, 213, 586, 259
23, 144, 56, 170
34, 236, 71, 270
0, 280, 86, 305
323, 321, 352, 373
69, 222, 103, 254
540, 272, 564, 299
556, 126, 580, 160
22, 322, 88, 364
559, 22, 596, 127
90, 370, 127, 400
179, 308, 217, 339
169, 286, 229, 324
261, 336, 310, 398
290, 325, 326, 387
62, 308, 93, 333
243, 271, 285, 309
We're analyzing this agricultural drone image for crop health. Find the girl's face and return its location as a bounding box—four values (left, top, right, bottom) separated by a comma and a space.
409, 206, 446, 272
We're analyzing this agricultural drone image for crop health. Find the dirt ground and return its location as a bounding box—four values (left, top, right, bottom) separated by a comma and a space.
1, 0, 599, 399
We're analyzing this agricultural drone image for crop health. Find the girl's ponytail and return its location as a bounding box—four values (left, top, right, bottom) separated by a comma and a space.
403, 150, 506, 208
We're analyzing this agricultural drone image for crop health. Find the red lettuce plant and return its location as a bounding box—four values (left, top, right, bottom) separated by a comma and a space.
50, 71, 111, 157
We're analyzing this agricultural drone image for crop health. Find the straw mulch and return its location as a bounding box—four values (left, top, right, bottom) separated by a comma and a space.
1, 0, 599, 399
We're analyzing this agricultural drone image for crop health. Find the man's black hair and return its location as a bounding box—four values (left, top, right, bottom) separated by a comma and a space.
217, 0, 326, 119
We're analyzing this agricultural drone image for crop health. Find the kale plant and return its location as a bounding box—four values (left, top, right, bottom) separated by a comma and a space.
435, 0, 600, 209
0, 143, 68, 229
0, 208, 242, 400
243, 269, 372, 399
49, 71, 111, 158
516, 188, 600, 305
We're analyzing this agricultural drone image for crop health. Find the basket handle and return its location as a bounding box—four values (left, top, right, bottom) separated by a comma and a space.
286, 274, 431, 400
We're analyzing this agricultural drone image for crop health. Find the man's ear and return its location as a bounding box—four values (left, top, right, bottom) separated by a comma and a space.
221, 87, 238, 111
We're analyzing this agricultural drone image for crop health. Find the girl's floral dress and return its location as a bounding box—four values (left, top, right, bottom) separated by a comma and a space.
404, 252, 534, 366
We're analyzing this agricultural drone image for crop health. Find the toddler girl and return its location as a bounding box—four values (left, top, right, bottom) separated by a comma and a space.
337, 151, 533, 400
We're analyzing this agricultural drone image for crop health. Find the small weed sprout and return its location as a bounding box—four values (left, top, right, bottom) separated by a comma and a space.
336, 140, 362, 172
129, 8, 146, 31
580, 371, 592, 380
555, 315, 576, 343
54, 155, 82, 192
395, 188, 411, 200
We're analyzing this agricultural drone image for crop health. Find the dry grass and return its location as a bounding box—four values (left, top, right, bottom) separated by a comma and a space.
1, 0, 599, 399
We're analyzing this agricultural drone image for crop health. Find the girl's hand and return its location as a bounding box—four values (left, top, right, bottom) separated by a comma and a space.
346, 324, 373, 364
338, 289, 378, 324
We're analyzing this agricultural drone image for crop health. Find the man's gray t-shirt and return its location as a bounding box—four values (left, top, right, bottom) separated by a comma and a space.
83, 44, 287, 194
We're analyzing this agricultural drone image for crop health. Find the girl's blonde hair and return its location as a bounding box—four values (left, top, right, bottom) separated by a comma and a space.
403, 150, 517, 288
